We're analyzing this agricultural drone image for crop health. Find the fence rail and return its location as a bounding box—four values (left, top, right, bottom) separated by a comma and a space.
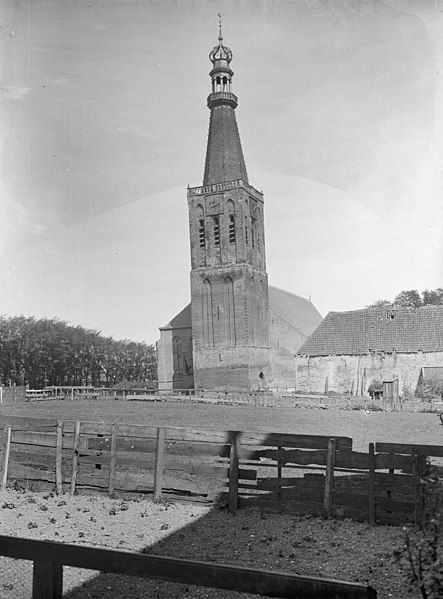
0, 416, 438, 525
0, 535, 377, 599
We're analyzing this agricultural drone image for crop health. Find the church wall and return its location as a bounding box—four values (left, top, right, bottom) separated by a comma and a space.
296, 351, 443, 396
157, 326, 194, 390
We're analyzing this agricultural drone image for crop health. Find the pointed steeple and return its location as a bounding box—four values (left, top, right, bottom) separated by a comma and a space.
203, 19, 248, 186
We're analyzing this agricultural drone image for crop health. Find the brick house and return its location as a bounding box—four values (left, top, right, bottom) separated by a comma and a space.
295, 306, 443, 397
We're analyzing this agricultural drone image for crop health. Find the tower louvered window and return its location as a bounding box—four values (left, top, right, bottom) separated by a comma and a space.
214, 216, 220, 246
251, 219, 255, 248
245, 216, 249, 245
198, 219, 205, 248
229, 214, 235, 243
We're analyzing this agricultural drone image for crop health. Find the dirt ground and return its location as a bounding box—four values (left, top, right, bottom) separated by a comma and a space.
0, 488, 420, 599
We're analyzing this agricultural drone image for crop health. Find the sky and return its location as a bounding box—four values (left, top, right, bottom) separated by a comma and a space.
0, 0, 442, 344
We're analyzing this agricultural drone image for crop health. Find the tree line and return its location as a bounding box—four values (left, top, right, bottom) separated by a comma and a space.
0, 316, 157, 389
367, 288, 443, 309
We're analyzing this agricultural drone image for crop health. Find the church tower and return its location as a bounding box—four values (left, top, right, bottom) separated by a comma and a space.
187, 23, 272, 391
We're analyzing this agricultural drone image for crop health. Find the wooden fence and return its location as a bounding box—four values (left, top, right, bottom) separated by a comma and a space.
0, 416, 439, 525
0, 535, 376, 598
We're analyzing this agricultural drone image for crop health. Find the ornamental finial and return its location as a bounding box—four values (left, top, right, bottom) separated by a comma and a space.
218, 13, 223, 42
209, 15, 232, 64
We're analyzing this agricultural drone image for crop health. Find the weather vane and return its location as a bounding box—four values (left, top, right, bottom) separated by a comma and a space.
218, 13, 222, 39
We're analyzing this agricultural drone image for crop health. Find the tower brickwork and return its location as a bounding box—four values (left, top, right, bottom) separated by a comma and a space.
187, 24, 272, 391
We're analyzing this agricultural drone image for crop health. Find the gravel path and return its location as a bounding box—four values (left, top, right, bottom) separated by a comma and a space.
0, 488, 418, 599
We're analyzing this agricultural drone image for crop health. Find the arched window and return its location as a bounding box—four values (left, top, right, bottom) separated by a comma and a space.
251, 219, 255, 248
213, 216, 220, 246
229, 214, 235, 244
245, 215, 249, 245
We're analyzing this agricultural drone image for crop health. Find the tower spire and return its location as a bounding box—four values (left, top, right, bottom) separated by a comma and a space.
203, 20, 248, 185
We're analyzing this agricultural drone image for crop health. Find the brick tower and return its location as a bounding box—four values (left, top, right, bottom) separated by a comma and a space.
187, 23, 272, 391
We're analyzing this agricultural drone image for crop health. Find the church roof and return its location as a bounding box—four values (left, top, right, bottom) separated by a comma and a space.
160, 303, 192, 330
160, 287, 322, 335
297, 305, 443, 356
268, 286, 322, 337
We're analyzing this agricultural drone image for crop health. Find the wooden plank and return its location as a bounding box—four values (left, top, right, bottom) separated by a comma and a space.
11, 430, 78, 449
1, 427, 11, 491
32, 560, 63, 599
55, 421, 63, 495
323, 438, 336, 518
153, 427, 166, 501
8, 463, 58, 482
70, 421, 81, 496
245, 448, 369, 470
76, 470, 219, 495
254, 477, 305, 491
108, 423, 118, 497
239, 432, 352, 451
369, 443, 375, 526
375, 453, 412, 472
89, 425, 353, 450
0, 535, 376, 599
375, 442, 443, 457
0, 416, 58, 431
229, 432, 240, 513
6, 418, 352, 450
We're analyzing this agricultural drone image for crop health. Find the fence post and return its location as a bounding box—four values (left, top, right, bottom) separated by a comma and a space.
33, 561, 63, 599
413, 453, 427, 529
277, 446, 282, 502
323, 438, 336, 518
55, 421, 63, 495
153, 427, 166, 501
108, 423, 119, 498
229, 432, 240, 513
70, 421, 81, 496
368, 443, 375, 525
1, 427, 12, 492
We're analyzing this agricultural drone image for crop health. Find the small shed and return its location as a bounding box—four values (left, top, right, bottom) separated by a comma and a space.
383, 377, 399, 409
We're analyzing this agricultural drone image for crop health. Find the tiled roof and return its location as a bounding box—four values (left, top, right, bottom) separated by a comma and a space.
297, 306, 443, 356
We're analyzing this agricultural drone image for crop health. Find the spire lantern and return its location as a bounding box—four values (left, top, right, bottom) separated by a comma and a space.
208, 16, 236, 109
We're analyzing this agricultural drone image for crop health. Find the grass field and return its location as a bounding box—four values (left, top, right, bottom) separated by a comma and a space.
1, 399, 443, 452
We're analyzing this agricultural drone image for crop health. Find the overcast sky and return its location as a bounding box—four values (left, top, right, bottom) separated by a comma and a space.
0, 0, 442, 344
